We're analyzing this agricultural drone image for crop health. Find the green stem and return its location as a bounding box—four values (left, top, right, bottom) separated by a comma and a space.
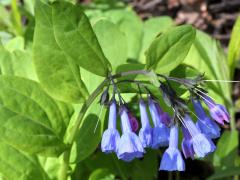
59, 70, 152, 179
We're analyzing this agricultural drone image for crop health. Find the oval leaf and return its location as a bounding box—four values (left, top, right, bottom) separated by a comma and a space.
146, 25, 196, 73
51, 1, 111, 76
33, 0, 88, 103
0, 75, 71, 156
93, 20, 127, 72
0, 142, 48, 180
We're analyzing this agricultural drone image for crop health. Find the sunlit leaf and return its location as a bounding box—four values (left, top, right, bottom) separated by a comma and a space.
146, 25, 196, 74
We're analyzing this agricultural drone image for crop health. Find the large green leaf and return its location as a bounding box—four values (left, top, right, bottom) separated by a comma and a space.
104, 9, 143, 60
139, 16, 174, 63
4, 36, 24, 52
213, 130, 238, 168
93, 19, 127, 72
0, 75, 72, 156
0, 44, 37, 80
33, 0, 88, 103
51, 1, 111, 76
39, 157, 60, 180
228, 16, 240, 78
146, 25, 196, 73
209, 130, 239, 179
0, 142, 48, 180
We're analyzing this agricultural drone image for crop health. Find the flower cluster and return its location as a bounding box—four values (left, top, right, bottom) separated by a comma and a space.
100, 76, 230, 171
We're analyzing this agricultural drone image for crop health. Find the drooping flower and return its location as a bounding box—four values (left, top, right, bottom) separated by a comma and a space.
160, 124, 185, 171
139, 99, 153, 148
117, 106, 145, 162
148, 97, 170, 149
192, 98, 220, 139
128, 112, 139, 132
202, 94, 230, 125
181, 126, 195, 159
101, 99, 120, 153
183, 115, 216, 158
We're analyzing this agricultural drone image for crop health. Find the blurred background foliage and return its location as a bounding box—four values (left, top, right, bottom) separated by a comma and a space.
0, 0, 240, 179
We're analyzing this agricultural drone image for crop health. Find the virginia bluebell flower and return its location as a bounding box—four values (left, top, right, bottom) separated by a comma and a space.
101, 99, 120, 153
202, 94, 230, 125
128, 112, 139, 132
160, 124, 185, 171
181, 126, 195, 159
183, 115, 216, 158
117, 106, 145, 162
139, 99, 153, 148
192, 98, 220, 139
148, 97, 170, 149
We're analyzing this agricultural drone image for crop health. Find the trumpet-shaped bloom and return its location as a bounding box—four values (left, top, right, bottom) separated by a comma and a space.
101, 100, 120, 153
192, 99, 220, 139
148, 97, 169, 149
183, 115, 216, 158
160, 124, 185, 171
202, 95, 230, 125
139, 99, 153, 148
181, 126, 195, 159
117, 107, 144, 162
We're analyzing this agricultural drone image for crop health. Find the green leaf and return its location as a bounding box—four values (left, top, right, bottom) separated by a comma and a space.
0, 45, 38, 80
33, 0, 89, 103
51, 1, 111, 76
93, 19, 127, 72
228, 16, 240, 78
0, 75, 71, 156
4, 36, 24, 52
104, 9, 143, 60
139, 16, 174, 63
81, 68, 104, 94
89, 169, 115, 180
213, 130, 238, 168
0, 142, 48, 180
146, 25, 196, 73
208, 167, 240, 180
70, 98, 106, 163
39, 157, 60, 180
83, 150, 158, 180
131, 150, 158, 180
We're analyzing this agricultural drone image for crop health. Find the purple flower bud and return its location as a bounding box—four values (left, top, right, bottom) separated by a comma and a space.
128, 112, 139, 132
192, 99, 221, 139
156, 103, 172, 126
183, 115, 216, 158
160, 124, 185, 171
117, 107, 145, 162
202, 94, 230, 125
148, 97, 169, 149
181, 126, 195, 159
139, 99, 153, 148
101, 100, 120, 153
